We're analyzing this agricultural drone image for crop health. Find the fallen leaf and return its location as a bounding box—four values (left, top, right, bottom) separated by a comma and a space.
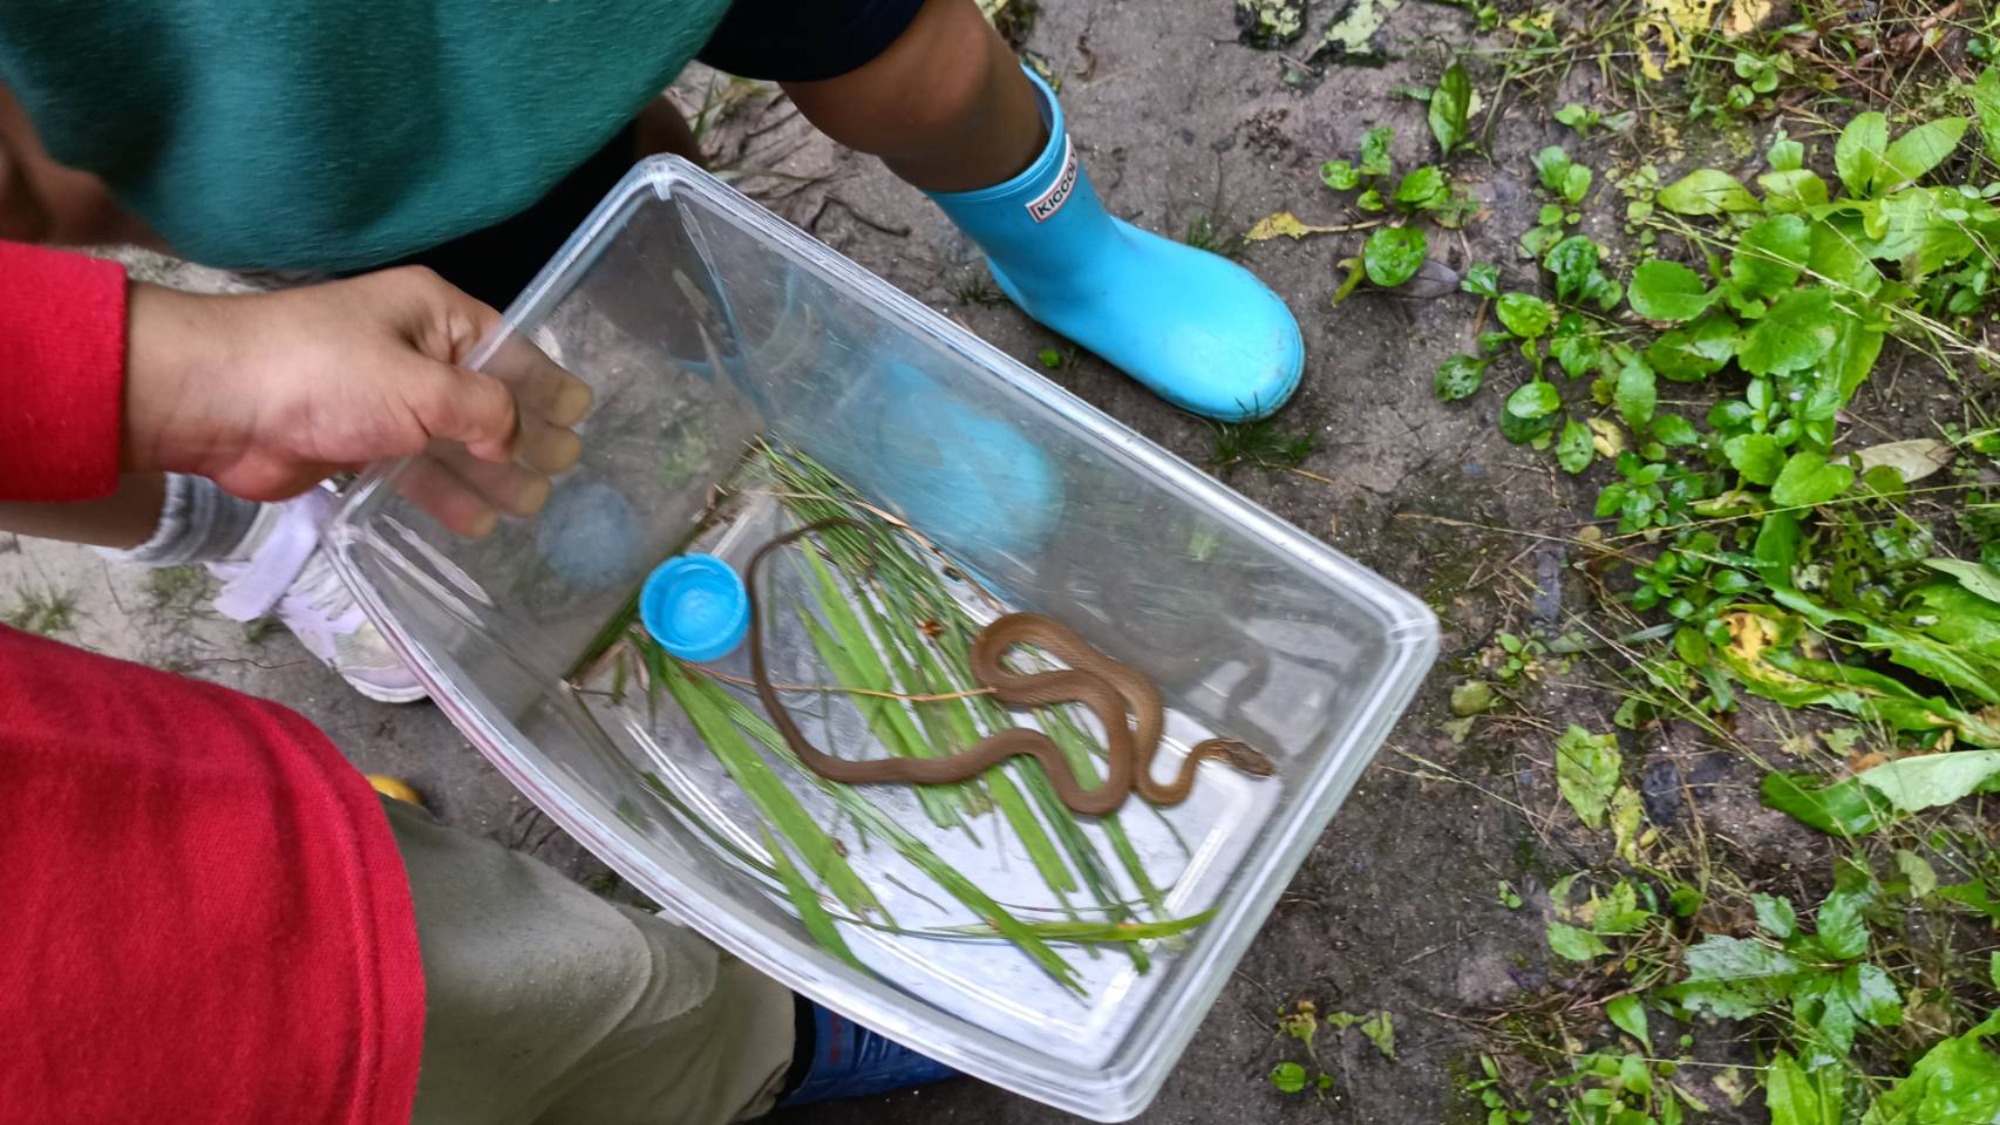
1849, 750, 1889, 774
1246, 211, 1362, 241
1854, 438, 1954, 483
1636, 0, 1722, 78
1315, 0, 1404, 64
1722, 0, 1771, 36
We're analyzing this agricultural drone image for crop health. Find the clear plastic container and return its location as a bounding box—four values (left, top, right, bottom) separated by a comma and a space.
327, 157, 1437, 1121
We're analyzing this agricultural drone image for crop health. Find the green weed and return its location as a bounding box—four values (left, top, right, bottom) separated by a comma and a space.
3, 587, 78, 636
1209, 418, 1316, 475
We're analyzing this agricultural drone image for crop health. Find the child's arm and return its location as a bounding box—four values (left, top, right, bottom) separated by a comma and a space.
0, 242, 590, 520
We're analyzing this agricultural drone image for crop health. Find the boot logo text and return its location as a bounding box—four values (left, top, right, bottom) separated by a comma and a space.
1027, 138, 1079, 222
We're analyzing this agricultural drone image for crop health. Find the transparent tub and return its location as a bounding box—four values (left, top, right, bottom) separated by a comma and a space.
327, 157, 1436, 1121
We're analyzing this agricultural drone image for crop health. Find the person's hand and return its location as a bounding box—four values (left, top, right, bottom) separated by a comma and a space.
124, 267, 592, 536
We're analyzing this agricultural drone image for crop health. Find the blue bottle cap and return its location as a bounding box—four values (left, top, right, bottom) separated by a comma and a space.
640, 554, 751, 663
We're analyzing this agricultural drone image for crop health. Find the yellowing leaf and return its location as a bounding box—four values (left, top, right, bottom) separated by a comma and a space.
1724, 611, 1775, 665
1245, 211, 1361, 241
1635, 0, 1722, 79
1586, 417, 1628, 457
1722, 0, 1772, 37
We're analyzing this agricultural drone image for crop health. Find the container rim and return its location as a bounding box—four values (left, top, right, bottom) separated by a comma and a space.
327, 155, 1440, 1121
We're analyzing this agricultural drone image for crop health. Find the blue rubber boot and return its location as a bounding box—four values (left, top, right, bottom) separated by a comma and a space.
777, 1001, 958, 1107
926, 69, 1303, 422
834, 360, 1061, 559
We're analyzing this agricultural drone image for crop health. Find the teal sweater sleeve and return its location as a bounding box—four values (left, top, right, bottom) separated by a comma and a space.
0, 0, 730, 272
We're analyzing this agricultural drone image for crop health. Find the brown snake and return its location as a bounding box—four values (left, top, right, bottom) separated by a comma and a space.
745, 519, 1276, 816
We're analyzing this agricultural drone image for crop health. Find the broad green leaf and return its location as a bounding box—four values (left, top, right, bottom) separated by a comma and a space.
1434, 354, 1490, 402
1971, 66, 2000, 163
1461, 262, 1501, 298
1627, 259, 1714, 321
1856, 750, 2000, 814
1895, 849, 1939, 897
1607, 995, 1648, 1043
1558, 419, 1594, 473
1798, 972, 1861, 1065
1658, 169, 1761, 215
1859, 187, 1982, 273
1758, 169, 1830, 213
1648, 315, 1739, 382
1936, 880, 2000, 924
1321, 160, 1360, 190
1496, 292, 1554, 337
1835, 112, 1887, 198
1767, 1051, 1843, 1125
1769, 131, 1805, 172
1651, 414, 1699, 445
1545, 235, 1601, 304
1824, 313, 1885, 414
1363, 226, 1427, 287
1589, 879, 1654, 935
1724, 433, 1787, 486
1873, 117, 1968, 193
1911, 582, 2000, 661
1616, 357, 1656, 430
1840, 962, 1903, 1027
1550, 326, 1601, 378
1771, 451, 1854, 507
1428, 63, 1472, 154
1924, 558, 2000, 604
1755, 510, 1802, 581
1664, 935, 1813, 1018
1359, 1011, 1396, 1059
1808, 216, 1884, 298
1548, 921, 1612, 961
1360, 125, 1395, 177
1533, 145, 1592, 204
1270, 1061, 1308, 1093
1394, 165, 1449, 209
1760, 772, 1891, 835
1498, 407, 1556, 445
1555, 725, 1620, 828
1814, 887, 1870, 960
1739, 287, 1838, 376
1506, 380, 1561, 419
1860, 1012, 2000, 1125
1754, 893, 1798, 939
1730, 214, 1812, 298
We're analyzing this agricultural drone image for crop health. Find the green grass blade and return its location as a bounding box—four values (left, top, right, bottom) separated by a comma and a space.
761, 825, 865, 971
853, 578, 1079, 898
694, 670, 1084, 992
797, 609, 966, 830
1039, 703, 1173, 920
652, 649, 882, 918
938, 909, 1215, 944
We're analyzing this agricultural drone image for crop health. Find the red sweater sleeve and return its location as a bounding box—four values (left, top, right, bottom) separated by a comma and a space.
0, 627, 426, 1125
0, 241, 127, 501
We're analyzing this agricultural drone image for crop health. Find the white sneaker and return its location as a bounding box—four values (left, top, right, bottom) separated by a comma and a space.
208, 488, 427, 704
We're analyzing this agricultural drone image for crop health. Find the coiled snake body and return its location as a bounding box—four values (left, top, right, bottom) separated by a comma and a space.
745, 519, 1276, 816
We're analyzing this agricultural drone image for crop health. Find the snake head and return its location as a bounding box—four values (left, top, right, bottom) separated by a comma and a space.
1221, 741, 1278, 777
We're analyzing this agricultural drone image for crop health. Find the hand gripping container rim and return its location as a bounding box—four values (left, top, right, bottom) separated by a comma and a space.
325, 157, 1439, 1121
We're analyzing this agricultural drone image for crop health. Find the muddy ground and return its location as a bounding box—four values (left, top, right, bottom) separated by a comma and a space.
4, 0, 1837, 1121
